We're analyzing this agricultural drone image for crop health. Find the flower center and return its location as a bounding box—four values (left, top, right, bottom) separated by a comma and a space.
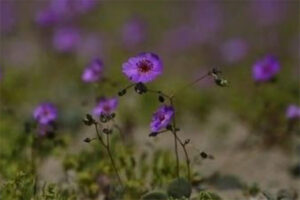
137, 59, 153, 73
262, 64, 272, 74
43, 109, 49, 116
159, 114, 165, 122
103, 105, 111, 113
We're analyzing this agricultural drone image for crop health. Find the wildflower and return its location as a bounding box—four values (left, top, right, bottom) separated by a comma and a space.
250, 0, 287, 26
220, 38, 249, 64
82, 58, 104, 82
93, 98, 118, 117
52, 27, 81, 52
35, 8, 58, 27
252, 55, 280, 82
286, 104, 300, 120
150, 105, 174, 132
122, 17, 146, 49
0, 1, 16, 33
122, 52, 163, 83
33, 103, 57, 125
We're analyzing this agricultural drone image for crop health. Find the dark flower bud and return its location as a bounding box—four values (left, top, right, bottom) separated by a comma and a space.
200, 151, 208, 159
184, 139, 190, 145
100, 114, 108, 123
83, 114, 96, 126
134, 82, 147, 94
214, 78, 228, 87
118, 89, 127, 96
149, 132, 158, 137
212, 68, 221, 75
110, 113, 116, 119
84, 138, 91, 143
166, 124, 173, 130
158, 95, 165, 103
103, 128, 112, 134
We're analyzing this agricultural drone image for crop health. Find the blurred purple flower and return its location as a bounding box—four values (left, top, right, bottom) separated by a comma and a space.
33, 103, 58, 125
82, 58, 104, 83
221, 38, 249, 64
191, 1, 223, 44
0, 1, 16, 33
150, 105, 174, 132
93, 98, 118, 116
35, 8, 59, 27
252, 55, 280, 82
122, 52, 163, 83
250, 0, 287, 26
122, 18, 146, 49
286, 104, 300, 120
50, 0, 97, 16
52, 27, 81, 52
35, 0, 97, 27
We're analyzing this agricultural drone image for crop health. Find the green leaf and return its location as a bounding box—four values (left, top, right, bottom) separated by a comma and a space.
167, 178, 192, 199
141, 191, 168, 200
198, 191, 222, 200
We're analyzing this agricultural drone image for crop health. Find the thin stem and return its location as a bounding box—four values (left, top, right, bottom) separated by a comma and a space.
170, 98, 180, 178
170, 73, 210, 98
94, 124, 123, 185
106, 133, 123, 186
174, 134, 191, 181
94, 123, 106, 147
31, 135, 38, 196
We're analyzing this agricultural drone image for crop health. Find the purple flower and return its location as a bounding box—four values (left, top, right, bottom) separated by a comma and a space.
50, 0, 97, 16
35, 8, 59, 27
286, 104, 300, 120
122, 17, 146, 49
250, 0, 287, 26
52, 27, 81, 52
150, 105, 174, 132
33, 103, 58, 125
0, 1, 16, 33
220, 38, 249, 64
252, 55, 280, 82
122, 53, 163, 83
82, 59, 104, 83
93, 98, 118, 116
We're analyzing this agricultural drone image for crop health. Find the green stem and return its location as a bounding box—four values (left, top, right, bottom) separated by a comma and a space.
106, 133, 123, 186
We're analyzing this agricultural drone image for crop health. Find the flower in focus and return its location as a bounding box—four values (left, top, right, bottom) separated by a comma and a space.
93, 98, 118, 116
122, 17, 146, 49
52, 27, 81, 52
122, 52, 163, 83
33, 103, 58, 125
252, 55, 280, 82
286, 104, 300, 120
220, 38, 249, 64
150, 105, 174, 132
82, 58, 104, 83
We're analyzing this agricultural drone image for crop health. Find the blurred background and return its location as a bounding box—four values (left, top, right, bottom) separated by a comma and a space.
0, 0, 299, 199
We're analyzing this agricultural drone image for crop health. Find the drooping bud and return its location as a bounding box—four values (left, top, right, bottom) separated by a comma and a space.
158, 95, 165, 103
118, 89, 127, 96
134, 82, 147, 94
83, 114, 96, 126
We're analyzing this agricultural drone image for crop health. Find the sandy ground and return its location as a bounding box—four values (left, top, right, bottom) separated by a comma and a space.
39, 110, 300, 200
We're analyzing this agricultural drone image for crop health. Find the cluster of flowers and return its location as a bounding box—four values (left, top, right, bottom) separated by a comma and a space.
33, 53, 299, 136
